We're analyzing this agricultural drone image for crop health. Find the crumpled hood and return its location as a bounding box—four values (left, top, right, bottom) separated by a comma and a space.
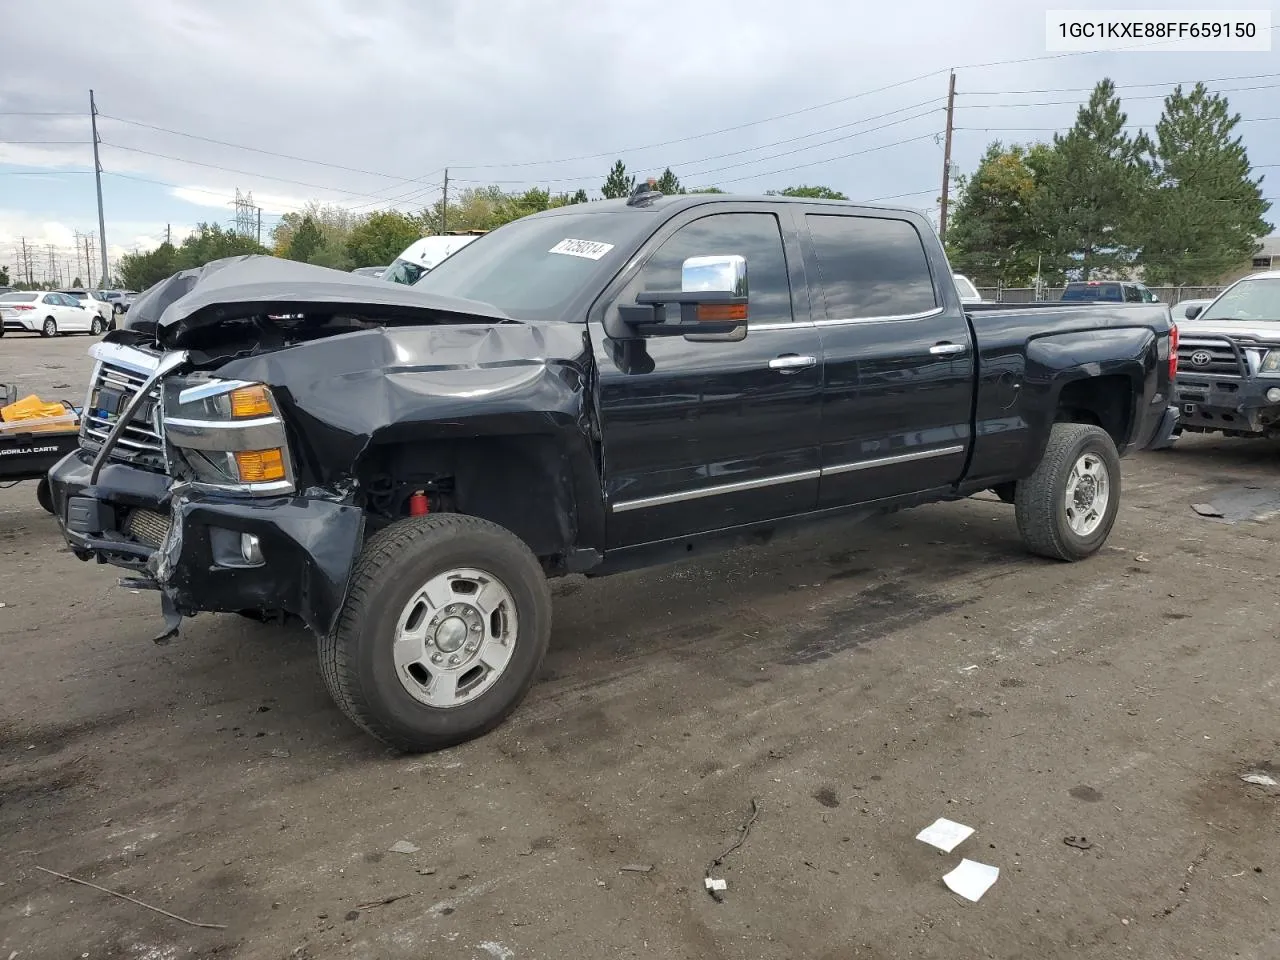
1180, 319, 1280, 344
122, 254, 513, 342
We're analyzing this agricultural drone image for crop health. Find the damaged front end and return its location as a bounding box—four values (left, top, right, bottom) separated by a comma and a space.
50, 338, 365, 641
46, 254, 600, 643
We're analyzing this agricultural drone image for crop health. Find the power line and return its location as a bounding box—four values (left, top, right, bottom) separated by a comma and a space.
956, 117, 1280, 133
0, 111, 80, 117
695, 132, 943, 188
99, 141, 445, 204
959, 83, 1280, 111
962, 71, 1280, 96
451, 105, 945, 185
97, 113, 441, 186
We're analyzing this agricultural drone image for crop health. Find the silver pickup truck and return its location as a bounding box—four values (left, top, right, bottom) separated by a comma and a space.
1172, 271, 1280, 441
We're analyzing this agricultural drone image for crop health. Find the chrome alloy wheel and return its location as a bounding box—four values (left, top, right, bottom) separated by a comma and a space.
1064, 452, 1110, 537
392, 568, 518, 709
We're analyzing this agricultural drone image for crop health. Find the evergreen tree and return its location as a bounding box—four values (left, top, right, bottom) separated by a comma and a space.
601, 160, 636, 199
1035, 79, 1149, 279
286, 216, 324, 262
656, 167, 681, 194
1135, 83, 1272, 284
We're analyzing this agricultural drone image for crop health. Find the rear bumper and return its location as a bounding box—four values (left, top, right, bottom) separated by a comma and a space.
48, 449, 364, 637
1145, 404, 1181, 451
1173, 376, 1280, 435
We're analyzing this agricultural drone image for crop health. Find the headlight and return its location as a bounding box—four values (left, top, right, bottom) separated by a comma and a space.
161, 377, 294, 494
1260, 351, 1280, 376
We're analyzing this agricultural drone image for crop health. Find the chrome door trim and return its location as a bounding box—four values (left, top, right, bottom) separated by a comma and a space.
610, 468, 821, 512
608, 444, 966, 511
820, 444, 966, 477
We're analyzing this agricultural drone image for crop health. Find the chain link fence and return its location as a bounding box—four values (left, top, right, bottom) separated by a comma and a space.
974, 285, 1224, 305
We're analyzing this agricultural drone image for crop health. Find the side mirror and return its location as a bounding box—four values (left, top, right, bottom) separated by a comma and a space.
1185, 304, 1202, 320
616, 255, 749, 342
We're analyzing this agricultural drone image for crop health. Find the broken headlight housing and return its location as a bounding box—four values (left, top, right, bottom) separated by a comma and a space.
1258, 351, 1280, 377
160, 377, 295, 494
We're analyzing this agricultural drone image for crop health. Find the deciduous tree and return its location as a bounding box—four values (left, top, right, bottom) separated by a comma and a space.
346, 210, 424, 267
945, 142, 1048, 286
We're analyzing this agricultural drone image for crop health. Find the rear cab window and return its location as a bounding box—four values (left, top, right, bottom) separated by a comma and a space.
802, 213, 938, 320
1063, 282, 1122, 302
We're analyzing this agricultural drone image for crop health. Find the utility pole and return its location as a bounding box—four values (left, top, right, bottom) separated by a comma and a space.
90, 90, 109, 282
256, 207, 262, 246
938, 70, 956, 245
441, 168, 449, 234
20, 237, 31, 285
165, 223, 172, 245
85, 234, 95, 287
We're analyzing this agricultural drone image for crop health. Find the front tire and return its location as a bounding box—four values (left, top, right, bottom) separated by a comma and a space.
90, 317, 104, 336
319, 514, 551, 752
1015, 423, 1121, 561
41, 317, 57, 338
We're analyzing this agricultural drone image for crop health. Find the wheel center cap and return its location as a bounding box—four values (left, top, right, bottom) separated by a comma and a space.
435, 616, 469, 653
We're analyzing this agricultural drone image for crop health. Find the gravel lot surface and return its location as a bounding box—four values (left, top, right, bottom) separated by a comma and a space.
3, 333, 1279, 959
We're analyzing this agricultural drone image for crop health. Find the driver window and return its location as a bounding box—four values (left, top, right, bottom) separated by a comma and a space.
630, 212, 794, 325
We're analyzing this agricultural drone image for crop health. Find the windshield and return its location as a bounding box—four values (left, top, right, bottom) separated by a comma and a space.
0, 293, 36, 302
1062, 282, 1122, 302
414, 212, 652, 322
1200, 277, 1280, 322
383, 258, 427, 285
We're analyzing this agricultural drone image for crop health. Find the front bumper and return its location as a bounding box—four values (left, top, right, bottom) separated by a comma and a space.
1173, 376, 1280, 435
48, 449, 364, 637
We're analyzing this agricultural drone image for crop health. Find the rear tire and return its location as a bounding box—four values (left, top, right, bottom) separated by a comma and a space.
1015, 423, 1121, 561
319, 514, 551, 753
41, 317, 57, 338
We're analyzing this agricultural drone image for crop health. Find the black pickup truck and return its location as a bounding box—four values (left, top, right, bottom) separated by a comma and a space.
46, 191, 1179, 752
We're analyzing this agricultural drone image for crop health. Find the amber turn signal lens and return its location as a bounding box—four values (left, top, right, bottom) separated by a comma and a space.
230, 385, 273, 418
695, 302, 748, 322
234, 448, 286, 483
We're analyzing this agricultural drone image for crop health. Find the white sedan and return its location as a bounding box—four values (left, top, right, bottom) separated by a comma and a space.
0, 291, 105, 337
60, 289, 115, 324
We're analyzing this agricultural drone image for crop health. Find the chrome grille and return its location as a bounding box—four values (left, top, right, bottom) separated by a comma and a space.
80, 360, 165, 461
1178, 337, 1245, 378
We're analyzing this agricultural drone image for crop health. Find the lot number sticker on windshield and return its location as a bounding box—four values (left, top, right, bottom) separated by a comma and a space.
549, 238, 615, 260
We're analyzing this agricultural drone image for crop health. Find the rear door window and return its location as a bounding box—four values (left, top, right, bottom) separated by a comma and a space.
804, 214, 937, 320
1123, 285, 1142, 303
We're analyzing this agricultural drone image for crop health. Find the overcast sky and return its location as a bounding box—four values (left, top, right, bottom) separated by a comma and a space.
1, 0, 1276, 281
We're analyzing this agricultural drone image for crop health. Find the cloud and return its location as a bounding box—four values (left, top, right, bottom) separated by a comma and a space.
0, 0, 1274, 252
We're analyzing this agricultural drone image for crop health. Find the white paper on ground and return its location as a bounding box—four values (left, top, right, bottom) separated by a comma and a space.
943, 859, 999, 902
915, 817, 974, 852
704, 877, 727, 891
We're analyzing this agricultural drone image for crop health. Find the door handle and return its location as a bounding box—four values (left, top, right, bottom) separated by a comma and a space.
930, 342, 966, 356
769, 354, 817, 373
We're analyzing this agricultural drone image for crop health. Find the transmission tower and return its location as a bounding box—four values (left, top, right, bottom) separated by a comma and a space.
234, 188, 259, 240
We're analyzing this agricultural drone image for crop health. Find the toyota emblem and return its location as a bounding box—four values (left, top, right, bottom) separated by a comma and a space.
1190, 350, 1212, 366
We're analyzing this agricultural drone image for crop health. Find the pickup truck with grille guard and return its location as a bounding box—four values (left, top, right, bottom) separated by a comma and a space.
46, 189, 1179, 752
1169, 271, 1280, 441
